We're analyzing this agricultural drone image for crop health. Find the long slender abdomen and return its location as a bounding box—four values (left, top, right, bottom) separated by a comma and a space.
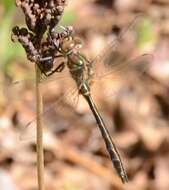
83, 93, 128, 183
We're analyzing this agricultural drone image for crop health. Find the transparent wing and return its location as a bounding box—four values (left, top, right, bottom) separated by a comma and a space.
88, 14, 153, 100
92, 14, 143, 68
1, 63, 73, 102
19, 87, 80, 141
92, 53, 152, 97
1, 64, 81, 141
19, 70, 81, 141
94, 52, 152, 79
90, 14, 149, 79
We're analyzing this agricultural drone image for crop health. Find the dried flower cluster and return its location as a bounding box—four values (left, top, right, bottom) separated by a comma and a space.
11, 0, 72, 76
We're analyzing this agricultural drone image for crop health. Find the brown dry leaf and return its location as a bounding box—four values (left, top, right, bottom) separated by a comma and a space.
155, 157, 169, 190
114, 130, 139, 149
54, 166, 110, 190
126, 170, 148, 190
0, 170, 18, 190
136, 123, 169, 151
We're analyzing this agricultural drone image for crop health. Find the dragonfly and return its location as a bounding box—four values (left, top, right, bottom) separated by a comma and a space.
7, 16, 152, 183
47, 26, 129, 183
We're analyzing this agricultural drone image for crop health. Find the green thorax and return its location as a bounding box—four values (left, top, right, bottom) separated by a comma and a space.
67, 51, 84, 70
66, 51, 90, 96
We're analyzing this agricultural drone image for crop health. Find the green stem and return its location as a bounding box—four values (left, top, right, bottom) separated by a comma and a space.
35, 64, 45, 190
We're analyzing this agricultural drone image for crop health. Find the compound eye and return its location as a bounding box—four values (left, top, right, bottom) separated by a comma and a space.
67, 25, 74, 35
62, 39, 75, 52
74, 38, 83, 49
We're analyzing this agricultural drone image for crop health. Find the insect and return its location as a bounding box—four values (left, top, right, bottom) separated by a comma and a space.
46, 28, 129, 183
9, 17, 151, 183
37, 26, 75, 77
11, 25, 74, 77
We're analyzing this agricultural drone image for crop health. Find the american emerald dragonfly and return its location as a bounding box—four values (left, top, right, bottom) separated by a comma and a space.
7, 15, 152, 183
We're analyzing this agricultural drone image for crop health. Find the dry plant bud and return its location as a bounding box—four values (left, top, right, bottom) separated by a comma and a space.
12, 0, 69, 68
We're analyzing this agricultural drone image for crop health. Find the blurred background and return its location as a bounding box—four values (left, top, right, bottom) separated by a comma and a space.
1, 0, 169, 190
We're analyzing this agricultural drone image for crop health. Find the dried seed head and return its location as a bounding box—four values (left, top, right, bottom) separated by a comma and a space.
12, 0, 70, 74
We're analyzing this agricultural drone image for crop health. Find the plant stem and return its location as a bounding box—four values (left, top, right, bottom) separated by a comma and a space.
35, 64, 45, 190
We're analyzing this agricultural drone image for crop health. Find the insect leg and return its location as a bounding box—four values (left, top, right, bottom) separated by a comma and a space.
36, 62, 49, 77
46, 62, 65, 76
39, 56, 53, 62
54, 54, 64, 58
